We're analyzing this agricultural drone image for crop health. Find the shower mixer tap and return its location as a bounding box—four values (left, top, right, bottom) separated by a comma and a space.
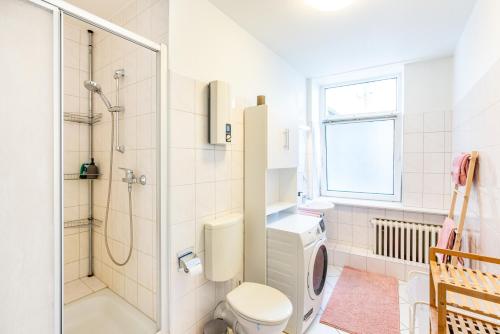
118, 167, 147, 192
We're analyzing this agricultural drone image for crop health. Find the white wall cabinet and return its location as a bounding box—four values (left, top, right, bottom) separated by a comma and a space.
244, 104, 298, 284
266, 104, 298, 169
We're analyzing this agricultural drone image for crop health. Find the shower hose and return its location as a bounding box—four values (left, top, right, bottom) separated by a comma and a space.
103, 112, 133, 266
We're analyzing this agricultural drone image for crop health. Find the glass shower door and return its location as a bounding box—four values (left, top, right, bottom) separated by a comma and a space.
0, 0, 62, 333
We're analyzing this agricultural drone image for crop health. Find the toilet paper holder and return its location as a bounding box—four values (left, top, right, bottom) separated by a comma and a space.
177, 248, 201, 273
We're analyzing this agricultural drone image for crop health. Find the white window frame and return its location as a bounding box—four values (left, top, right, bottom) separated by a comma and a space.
320, 73, 402, 202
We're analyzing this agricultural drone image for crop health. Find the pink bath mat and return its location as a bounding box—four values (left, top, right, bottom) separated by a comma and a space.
320, 267, 400, 334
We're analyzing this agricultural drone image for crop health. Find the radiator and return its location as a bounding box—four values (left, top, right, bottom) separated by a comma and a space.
370, 218, 441, 264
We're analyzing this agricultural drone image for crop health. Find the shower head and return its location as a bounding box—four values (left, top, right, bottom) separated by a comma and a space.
84, 80, 102, 93
83, 80, 112, 110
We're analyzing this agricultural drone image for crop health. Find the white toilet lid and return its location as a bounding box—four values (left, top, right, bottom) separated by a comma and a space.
226, 282, 293, 325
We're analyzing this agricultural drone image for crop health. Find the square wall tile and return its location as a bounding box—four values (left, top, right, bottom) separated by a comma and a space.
366, 255, 386, 275
404, 113, 423, 133
195, 149, 216, 184
404, 153, 423, 173
423, 153, 445, 173
423, 173, 444, 194
169, 148, 195, 186
168, 185, 195, 224
404, 133, 423, 153
195, 183, 216, 218
194, 81, 209, 116
337, 206, 353, 224
423, 132, 445, 153
169, 72, 195, 113
338, 223, 353, 244
403, 173, 423, 194
169, 110, 195, 148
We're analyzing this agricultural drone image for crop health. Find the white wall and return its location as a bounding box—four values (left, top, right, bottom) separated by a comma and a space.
454, 0, 500, 103
169, 0, 305, 115
452, 0, 500, 273
168, 1, 306, 333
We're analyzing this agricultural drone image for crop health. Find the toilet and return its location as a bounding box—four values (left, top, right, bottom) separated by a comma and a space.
205, 214, 293, 334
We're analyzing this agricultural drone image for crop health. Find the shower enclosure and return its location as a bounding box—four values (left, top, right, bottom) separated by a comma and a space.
2, 1, 168, 333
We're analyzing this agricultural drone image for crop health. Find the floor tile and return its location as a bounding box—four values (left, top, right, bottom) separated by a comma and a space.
399, 303, 410, 330
64, 276, 107, 304
327, 265, 342, 277
307, 315, 340, 334
64, 279, 92, 304
81, 276, 106, 292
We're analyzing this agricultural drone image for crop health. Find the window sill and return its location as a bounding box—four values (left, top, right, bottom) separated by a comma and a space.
317, 196, 448, 215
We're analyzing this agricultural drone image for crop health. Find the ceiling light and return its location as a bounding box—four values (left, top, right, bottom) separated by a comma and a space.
305, 0, 353, 12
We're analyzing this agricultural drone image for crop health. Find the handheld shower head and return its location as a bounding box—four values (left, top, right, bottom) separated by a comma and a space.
84, 80, 102, 93
83, 80, 112, 110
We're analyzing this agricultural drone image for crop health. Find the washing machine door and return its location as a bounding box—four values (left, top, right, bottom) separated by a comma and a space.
307, 238, 328, 300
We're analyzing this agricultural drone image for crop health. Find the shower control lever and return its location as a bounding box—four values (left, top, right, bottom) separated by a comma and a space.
118, 167, 146, 192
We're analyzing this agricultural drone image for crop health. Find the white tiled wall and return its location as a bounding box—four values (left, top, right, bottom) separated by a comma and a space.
90, 13, 161, 323
324, 205, 445, 250
402, 57, 454, 210
168, 71, 245, 334
452, 54, 500, 273
451, 0, 500, 274
63, 18, 93, 283
323, 205, 442, 281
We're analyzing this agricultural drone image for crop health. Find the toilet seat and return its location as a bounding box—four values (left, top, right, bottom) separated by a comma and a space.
226, 282, 293, 326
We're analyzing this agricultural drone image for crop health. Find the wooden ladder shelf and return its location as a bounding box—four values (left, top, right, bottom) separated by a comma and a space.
448, 151, 478, 265
429, 248, 500, 334
428, 151, 500, 333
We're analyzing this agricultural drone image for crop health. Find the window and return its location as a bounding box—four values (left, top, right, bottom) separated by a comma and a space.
321, 76, 402, 201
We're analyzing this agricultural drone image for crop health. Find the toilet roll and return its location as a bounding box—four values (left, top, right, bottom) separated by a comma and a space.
184, 257, 203, 276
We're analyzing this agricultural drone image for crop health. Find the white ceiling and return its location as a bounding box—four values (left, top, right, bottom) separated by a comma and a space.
208, 0, 477, 77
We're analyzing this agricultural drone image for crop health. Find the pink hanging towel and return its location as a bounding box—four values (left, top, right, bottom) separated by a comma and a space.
436, 217, 464, 265
452, 153, 471, 186
298, 209, 322, 218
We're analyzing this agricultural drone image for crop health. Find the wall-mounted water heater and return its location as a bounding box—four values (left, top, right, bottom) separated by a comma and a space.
209, 81, 231, 145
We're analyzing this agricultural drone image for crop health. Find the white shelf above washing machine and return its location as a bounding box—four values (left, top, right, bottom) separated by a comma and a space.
266, 202, 296, 216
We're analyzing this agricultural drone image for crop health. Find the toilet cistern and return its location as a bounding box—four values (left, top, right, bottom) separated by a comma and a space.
204, 214, 293, 334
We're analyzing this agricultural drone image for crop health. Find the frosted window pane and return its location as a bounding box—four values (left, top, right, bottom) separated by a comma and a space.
325, 119, 395, 195
325, 78, 397, 116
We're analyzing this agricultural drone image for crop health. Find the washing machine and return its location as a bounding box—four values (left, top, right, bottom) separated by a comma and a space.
266, 213, 328, 334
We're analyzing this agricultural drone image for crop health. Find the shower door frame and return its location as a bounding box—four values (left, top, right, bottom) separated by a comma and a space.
28, 1, 170, 333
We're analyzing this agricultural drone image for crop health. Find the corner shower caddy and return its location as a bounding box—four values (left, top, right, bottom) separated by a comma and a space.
62, 30, 99, 276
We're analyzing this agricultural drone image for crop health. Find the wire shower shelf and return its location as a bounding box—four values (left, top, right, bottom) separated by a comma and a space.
64, 218, 102, 229
64, 112, 103, 125
64, 173, 100, 180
